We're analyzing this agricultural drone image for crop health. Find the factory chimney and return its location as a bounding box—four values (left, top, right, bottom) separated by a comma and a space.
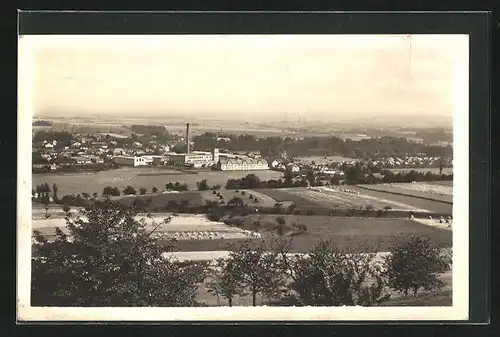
185, 123, 191, 154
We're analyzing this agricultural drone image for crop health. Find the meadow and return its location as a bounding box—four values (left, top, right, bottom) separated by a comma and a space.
32, 167, 283, 196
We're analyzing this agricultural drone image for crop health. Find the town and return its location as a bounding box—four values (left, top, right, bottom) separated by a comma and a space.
33, 121, 453, 182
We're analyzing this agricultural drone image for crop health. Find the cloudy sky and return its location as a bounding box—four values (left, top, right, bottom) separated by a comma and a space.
21, 34, 468, 121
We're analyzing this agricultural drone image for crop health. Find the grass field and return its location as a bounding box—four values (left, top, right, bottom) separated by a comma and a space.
162, 215, 452, 253
33, 168, 283, 196
199, 189, 294, 209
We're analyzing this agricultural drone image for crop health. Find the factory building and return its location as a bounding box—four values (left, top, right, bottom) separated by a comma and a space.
218, 157, 269, 171
165, 123, 270, 171
113, 155, 148, 166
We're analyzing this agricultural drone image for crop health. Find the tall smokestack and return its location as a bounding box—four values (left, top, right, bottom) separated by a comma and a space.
186, 123, 190, 154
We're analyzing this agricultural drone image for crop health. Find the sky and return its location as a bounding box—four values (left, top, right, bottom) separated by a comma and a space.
21, 34, 468, 121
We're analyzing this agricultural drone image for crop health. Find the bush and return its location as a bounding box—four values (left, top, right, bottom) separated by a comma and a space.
276, 216, 286, 226
384, 235, 451, 296
123, 186, 137, 195
152, 187, 158, 193
206, 213, 222, 222
139, 188, 147, 195
213, 190, 217, 195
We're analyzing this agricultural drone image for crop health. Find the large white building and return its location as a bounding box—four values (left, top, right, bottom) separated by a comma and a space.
218, 157, 269, 171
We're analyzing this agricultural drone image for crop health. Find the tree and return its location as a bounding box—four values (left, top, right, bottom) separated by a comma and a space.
206, 258, 246, 307
196, 180, 209, 191
228, 197, 244, 207
102, 186, 120, 197
228, 240, 284, 306
275, 238, 390, 306
31, 200, 208, 306
152, 187, 158, 193
123, 186, 137, 195
52, 183, 59, 203
383, 206, 392, 212
384, 235, 451, 296
41, 195, 51, 218
62, 204, 71, 214
92, 192, 98, 199
139, 188, 147, 195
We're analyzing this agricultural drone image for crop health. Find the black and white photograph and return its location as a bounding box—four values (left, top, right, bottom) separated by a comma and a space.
17, 33, 469, 321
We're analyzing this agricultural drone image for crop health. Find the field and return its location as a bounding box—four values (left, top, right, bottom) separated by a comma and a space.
32, 213, 258, 241
199, 189, 294, 209
33, 168, 283, 196
387, 167, 453, 175
258, 186, 453, 214
357, 182, 453, 203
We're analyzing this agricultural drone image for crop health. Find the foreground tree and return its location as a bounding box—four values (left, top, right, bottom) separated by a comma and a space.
206, 258, 245, 307
31, 200, 208, 306
275, 238, 390, 306
228, 240, 284, 306
384, 235, 451, 296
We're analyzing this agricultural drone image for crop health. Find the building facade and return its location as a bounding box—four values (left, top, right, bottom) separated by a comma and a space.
218, 157, 269, 171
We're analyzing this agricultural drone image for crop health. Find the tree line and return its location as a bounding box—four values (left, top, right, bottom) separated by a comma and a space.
31, 200, 451, 307
192, 132, 453, 159
225, 171, 453, 190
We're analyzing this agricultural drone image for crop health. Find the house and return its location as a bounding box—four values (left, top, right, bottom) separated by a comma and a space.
113, 148, 125, 156
286, 163, 300, 172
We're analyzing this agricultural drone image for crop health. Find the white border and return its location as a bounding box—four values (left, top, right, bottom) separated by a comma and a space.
17, 34, 469, 321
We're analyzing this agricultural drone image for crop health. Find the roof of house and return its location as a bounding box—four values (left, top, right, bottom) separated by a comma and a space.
219, 157, 268, 165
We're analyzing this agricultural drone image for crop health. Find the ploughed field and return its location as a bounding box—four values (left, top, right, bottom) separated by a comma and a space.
258, 185, 452, 214
356, 182, 453, 203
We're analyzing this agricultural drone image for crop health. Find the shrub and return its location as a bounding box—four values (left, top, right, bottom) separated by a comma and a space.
139, 188, 147, 195
384, 235, 451, 296
123, 186, 137, 195
276, 216, 286, 226
213, 190, 217, 195
152, 187, 158, 193
206, 213, 222, 222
